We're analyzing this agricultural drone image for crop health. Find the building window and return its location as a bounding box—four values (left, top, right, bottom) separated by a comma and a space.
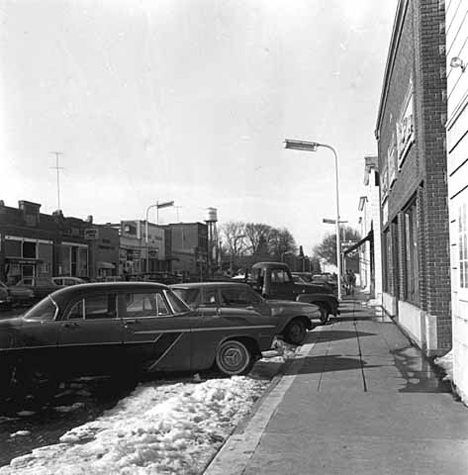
403, 199, 419, 303
383, 228, 390, 292
460, 203, 468, 289
22, 241, 36, 258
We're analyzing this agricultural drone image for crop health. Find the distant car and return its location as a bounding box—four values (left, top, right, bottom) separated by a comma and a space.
171, 281, 320, 345
0, 281, 34, 308
0, 283, 12, 308
15, 277, 62, 301
52, 276, 86, 286
311, 274, 338, 295
291, 272, 314, 283
0, 282, 276, 401
291, 274, 308, 284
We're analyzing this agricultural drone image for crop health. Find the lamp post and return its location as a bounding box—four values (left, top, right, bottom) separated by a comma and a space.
284, 139, 342, 300
145, 200, 174, 273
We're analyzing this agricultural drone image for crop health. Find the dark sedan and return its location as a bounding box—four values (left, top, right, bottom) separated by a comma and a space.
0, 281, 34, 308
0, 282, 276, 402
171, 282, 320, 345
15, 277, 62, 301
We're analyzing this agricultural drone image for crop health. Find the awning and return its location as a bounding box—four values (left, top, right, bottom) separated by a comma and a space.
343, 230, 373, 256
97, 261, 115, 269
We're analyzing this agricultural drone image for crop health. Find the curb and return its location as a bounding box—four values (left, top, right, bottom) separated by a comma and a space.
203, 333, 320, 475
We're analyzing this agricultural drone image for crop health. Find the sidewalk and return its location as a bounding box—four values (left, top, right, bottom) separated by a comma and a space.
205, 293, 468, 475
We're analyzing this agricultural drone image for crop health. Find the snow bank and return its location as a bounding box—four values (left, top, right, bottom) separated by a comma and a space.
434, 350, 453, 382
0, 377, 269, 475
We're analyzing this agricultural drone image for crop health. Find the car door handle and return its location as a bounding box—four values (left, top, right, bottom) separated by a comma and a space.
124, 319, 140, 328
246, 306, 255, 311
62, 322, 79, 329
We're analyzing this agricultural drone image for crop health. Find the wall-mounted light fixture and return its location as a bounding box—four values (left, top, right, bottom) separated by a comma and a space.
450, 56, 466, 73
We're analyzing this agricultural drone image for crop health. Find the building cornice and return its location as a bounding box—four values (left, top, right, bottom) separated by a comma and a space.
375, 0, 409, 139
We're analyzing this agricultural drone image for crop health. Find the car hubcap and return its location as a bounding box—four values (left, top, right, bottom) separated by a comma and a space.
223, 347, 244, 370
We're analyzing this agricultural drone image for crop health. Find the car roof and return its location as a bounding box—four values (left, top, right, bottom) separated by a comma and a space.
49, 282, 169, 304
171, 281, 250, 289
251, 262, 287, 268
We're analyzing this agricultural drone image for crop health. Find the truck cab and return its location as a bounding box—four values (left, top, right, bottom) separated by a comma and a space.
247, 262, 339, 323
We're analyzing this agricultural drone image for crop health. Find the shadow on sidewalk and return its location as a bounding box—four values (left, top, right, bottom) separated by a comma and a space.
308, 330, 376, 343
284, 354, 379, 375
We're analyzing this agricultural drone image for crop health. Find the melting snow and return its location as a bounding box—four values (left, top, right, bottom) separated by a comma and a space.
0, 347, 293, 475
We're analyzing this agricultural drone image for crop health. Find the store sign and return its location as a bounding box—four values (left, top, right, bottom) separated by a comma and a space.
396, 87, 415, 167
381, 165, 389, 202
388, 137, 397, 189
84, 228, 99, 240
382, 199, 389, 226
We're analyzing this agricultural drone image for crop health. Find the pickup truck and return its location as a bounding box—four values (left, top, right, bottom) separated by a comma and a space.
244, 261, 339, 324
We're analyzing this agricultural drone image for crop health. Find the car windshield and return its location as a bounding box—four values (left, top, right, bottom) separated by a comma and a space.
22, 296, 58, 321
172, 288, 200, 306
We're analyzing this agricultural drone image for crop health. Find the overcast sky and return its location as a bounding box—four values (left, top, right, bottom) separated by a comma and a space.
0, 0, 398, 253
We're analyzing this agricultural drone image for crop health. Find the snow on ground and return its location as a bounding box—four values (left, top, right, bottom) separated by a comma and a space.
434, 350, 453, 382
434, 350, 468, 406
0, 344, 295, 475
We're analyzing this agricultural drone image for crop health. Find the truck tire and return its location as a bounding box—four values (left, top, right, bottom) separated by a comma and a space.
283, 318, 307, 345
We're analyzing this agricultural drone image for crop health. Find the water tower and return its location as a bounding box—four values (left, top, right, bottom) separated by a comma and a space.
205, 207, 218, 276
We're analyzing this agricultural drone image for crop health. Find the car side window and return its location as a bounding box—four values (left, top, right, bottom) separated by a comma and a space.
124, 292, 172, 318
156, 293, 170, 316
221, 287, 253, 305
67, 294, 116, 320
271, 269, 291, 284
125, 292, 157, 318
199, 289, 218, 306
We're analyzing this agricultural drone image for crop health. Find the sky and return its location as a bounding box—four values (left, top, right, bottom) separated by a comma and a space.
0, 0, 399, 254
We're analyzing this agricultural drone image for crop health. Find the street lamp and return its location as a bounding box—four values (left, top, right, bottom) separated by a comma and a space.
284, 138, 342, 300
145, 200, 174, 273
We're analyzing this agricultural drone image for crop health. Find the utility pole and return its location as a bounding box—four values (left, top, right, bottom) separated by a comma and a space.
50, 152, 64, 210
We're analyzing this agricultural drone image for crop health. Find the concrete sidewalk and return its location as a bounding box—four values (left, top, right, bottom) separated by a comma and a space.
205, 293, 468, 475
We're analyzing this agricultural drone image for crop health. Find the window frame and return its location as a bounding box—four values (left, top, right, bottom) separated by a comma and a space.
65, 292, 118, 321
120, 290, 175, 319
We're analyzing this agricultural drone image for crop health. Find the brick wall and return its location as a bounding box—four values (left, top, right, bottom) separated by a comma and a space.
377, 0, 450, 352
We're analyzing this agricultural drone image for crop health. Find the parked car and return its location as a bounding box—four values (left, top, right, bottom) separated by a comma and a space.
243, 262, 339, 324
291, 272, 314, 283
0, 282, 12, 308
0, 281, 34, 308
14, 277, 62, 301
52, 276, 86, 286
171, 281, 320, 345
0, 282, 276, 401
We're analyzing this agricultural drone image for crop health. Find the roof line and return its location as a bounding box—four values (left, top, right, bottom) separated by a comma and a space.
375, 0, 409, 138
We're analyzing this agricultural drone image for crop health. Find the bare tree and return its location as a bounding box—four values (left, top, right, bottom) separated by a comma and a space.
268, 227, 297, 260
220, 221, 247, 272
244, 223, 273, 257
314, 226, 361, 266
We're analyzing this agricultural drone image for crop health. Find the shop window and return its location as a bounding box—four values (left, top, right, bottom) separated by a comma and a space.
4, 239, 21, 257
403, 200, 419, 303
22, 241, 36, 258
382, 229, 390, 292
459, 203, 468, 289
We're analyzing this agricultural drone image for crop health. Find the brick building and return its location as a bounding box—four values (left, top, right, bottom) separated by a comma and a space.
0, 201, 89, 284
168, 222, 208, 278
375, 0, 450, 355
445, 0, 468, 401
357, 156, 382, 304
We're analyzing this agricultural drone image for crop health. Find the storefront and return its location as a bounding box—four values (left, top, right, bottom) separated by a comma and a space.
3, 236, 53, 284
